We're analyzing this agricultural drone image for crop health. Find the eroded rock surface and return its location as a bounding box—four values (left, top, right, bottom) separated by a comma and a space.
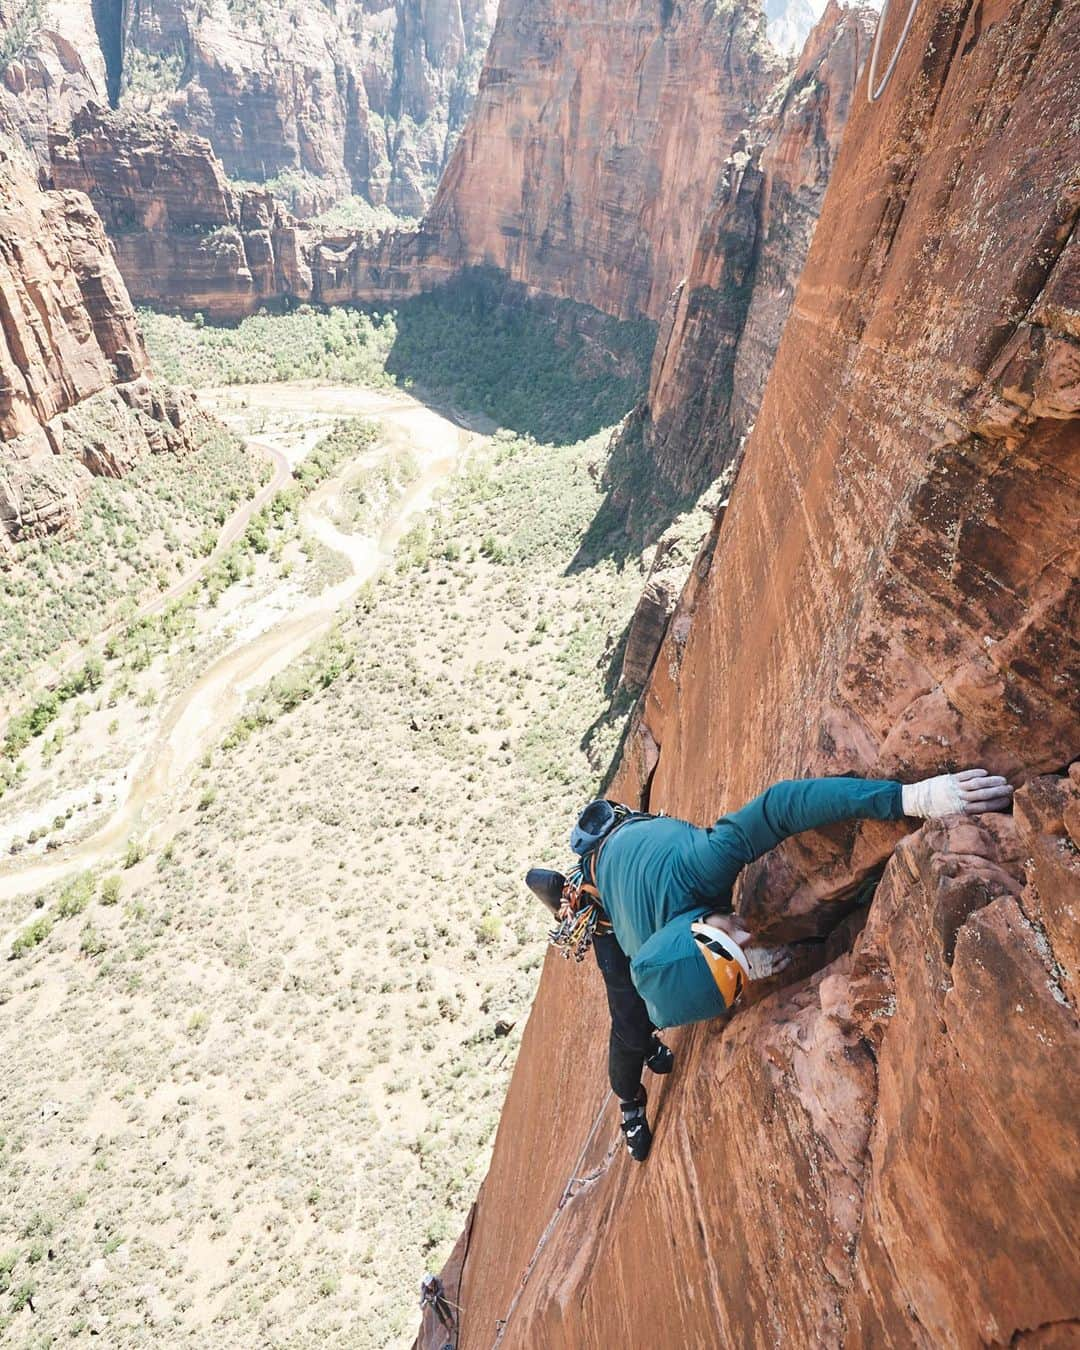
424, 0, 1080, 1343
0, 0, 496, 214
0, 141, 206, 549
0, 140, 145, 441
124, 0, 498, 215
50, 109, 310, 318
49, 107, 461, 318
0, 0, 108, 166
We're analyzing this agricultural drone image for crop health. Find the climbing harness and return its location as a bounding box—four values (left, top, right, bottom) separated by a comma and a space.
867, 0, 922, 103
550, 806, 657, 960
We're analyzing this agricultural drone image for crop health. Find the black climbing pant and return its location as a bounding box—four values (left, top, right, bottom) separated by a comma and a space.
593, 930, 658, 1103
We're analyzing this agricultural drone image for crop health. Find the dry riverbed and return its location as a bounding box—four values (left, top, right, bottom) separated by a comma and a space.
0, 384, 477, 918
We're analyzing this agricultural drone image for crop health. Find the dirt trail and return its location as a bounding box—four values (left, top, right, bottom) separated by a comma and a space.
0, 385, 476, 918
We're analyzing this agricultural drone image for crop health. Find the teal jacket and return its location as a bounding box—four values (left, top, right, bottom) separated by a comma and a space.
592, 776, 904, 961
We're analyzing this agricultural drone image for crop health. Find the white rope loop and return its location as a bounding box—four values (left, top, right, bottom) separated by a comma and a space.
867, 0, 922, 102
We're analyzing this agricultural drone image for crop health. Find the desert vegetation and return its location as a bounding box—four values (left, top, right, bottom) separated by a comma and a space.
0, 384, 646, 1344
140, 268, 656, 442
0, 417, 261, 698
0, 274, 662, 1344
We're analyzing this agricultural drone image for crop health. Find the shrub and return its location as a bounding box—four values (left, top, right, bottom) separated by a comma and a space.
100, 875, 122, 905
11, 917, 51, 958
55, 873, 93, 919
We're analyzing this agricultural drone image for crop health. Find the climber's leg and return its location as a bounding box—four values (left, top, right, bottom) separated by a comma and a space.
593, 930, 657, 1100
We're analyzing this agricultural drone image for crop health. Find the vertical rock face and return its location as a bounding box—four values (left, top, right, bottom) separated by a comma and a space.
644, 0, 876, 502
0, 140, 203, 549
0, 141, 146, 441
0, 0, 496, 214
49, 108, 464, 317
423, 0, 1080, 1344
424, 0, 785, 322
122, 0, 498, 214
49, 109, 310, 316
0, 0, 109, 166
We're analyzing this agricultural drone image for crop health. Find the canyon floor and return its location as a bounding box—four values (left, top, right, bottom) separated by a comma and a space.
0, 337, 659, 1345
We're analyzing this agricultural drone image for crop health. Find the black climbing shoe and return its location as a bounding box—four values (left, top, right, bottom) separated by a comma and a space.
620, 1092, 652, 1162
645, 1040, 674, 1075
525, 867, 566, 917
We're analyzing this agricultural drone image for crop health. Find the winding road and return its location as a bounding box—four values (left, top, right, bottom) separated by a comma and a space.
0, 384, 477, 920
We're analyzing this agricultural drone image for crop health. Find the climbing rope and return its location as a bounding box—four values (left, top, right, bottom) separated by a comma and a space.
490, 1089, 615, 1349
867, 0, 922, 103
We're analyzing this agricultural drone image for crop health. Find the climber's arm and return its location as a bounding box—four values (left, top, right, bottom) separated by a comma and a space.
712, 769, 1013, 871
715, 776, 903, 868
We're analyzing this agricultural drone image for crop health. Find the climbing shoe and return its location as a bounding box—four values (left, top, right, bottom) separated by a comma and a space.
620, 1092, 652, 1162
645, 1040, 674, 1075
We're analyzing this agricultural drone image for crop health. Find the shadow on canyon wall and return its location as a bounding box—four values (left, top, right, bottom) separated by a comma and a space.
384, 267, 657, 447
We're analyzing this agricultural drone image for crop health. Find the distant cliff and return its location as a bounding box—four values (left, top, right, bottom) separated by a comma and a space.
121, 0, 498, 214
0, 0, 496, 214
644, 0, 877, 502
423, 0, 785, 321
418, 0, 1080, 1342
50, 0, 799, 329
49, 109, 455, 319
0, 140, 207, 552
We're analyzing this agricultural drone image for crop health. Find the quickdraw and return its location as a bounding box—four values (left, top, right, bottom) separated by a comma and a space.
547, 865, 611, 962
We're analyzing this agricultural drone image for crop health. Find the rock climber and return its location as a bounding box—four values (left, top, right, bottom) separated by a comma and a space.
527, 768, 1012, 1162
419, 1272, 455, 1345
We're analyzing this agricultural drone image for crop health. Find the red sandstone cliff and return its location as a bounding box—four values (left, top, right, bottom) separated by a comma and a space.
0, 139, 206, 550
51, 0, 794, 324
49, 108, 458, 319
0, 0, 108, 166
0, 0, 496, 215
419, 0, 1080, 1343
423, 0, 786, 322
645, 0, 877, 501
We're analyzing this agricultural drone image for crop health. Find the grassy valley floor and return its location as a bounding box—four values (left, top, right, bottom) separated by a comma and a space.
0, 307, 650, 1346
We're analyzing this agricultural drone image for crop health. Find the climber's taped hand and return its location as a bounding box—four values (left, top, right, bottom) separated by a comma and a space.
901, 768, 1013, 819
743, 945, 793, 980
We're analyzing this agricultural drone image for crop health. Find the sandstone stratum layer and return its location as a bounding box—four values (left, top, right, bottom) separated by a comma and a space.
0, 0, 106, 164
50, 0, 796, 324
0, 141, 206, 550
418, 0, 1080, 1343
50, 109, 457, 319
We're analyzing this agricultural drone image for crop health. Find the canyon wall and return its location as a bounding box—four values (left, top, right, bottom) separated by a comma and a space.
49, 109, 456, 318
51, 1, 796, 324
422, 0, 786, 322
0, 139, 205, 551
0, 0, 108, 164
0, 0, 496, 214
644, 0, 876, 501
122, 0, 499, 214
420, 0, 1080, 1343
